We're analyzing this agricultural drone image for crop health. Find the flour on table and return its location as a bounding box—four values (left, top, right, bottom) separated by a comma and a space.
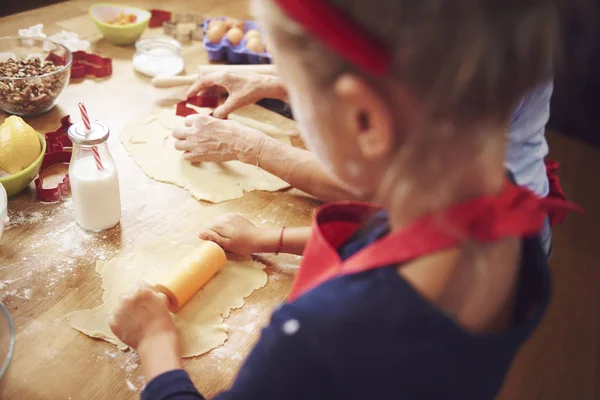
1, 197, 121, 304
5, 211, 44, 228
120, 106, 291, 203
67, 239, 268, 357
125, 379, 137, 392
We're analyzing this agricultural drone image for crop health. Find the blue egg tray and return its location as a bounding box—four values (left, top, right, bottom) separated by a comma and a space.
203, 18, 272, 64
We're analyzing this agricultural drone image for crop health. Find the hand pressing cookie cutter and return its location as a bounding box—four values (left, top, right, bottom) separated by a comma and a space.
163, 13, 205, 42
71, 51, 113, 79
34, 116, 73, 203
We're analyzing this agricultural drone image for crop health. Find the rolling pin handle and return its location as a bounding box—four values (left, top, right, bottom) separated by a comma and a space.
151, 75, 198, 88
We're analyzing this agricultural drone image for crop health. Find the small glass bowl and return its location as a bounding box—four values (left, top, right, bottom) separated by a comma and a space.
0, 37, 72, 116
133, 37, 184, 77
0, 301, 14, 381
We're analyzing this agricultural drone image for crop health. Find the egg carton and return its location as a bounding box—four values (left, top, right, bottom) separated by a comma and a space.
203, 18, 271, 64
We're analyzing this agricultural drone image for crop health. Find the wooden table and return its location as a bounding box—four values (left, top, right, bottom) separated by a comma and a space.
0, 1, 318, 398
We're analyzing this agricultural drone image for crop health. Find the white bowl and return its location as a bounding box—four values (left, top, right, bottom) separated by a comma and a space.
0, 184, 6, 241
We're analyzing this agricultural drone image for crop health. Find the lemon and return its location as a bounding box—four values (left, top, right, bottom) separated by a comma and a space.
0, 116, 41, 174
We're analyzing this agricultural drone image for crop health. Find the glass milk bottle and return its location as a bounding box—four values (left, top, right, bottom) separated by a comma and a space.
68, 120, 121, 232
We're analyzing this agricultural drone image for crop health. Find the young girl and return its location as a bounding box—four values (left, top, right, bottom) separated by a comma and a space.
110, 0, 577, 398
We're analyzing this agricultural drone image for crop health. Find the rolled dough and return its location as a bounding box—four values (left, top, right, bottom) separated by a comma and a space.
121, 106, 292, 203
67, 240, 268, 357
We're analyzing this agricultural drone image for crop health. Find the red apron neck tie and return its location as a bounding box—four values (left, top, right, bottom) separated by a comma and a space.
289, 181, 582, 301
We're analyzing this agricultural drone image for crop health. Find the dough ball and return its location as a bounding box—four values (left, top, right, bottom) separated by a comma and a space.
244, 29, 261, 40
246, 37, 266, 53
226, 28, 244, 46
0, 116, 41, 174
207, 24, 227, 44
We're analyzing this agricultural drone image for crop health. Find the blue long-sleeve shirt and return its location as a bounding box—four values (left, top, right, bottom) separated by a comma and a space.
142, 206, 550, 400
506, 81, 554, 254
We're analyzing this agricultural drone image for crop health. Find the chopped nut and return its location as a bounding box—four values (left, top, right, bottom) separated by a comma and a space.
0, 57, 67, 115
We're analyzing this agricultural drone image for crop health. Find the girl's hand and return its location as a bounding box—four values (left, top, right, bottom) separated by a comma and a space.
173, 114, 267, 164
200, 214, 268, 257
109, 281, 177, 351
186, 72, 287, 119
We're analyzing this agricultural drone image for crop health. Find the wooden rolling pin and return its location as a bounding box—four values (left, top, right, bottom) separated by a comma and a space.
152, 64, 277, 88
154, 241, 227, 313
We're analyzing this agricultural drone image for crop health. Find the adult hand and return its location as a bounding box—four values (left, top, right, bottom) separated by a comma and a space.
173, 113, 268, 164
186, 72, 287, 119
109, 281, 177, 351
199, 214, 267, 257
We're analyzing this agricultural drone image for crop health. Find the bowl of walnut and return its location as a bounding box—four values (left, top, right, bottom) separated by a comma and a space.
0, 37, 72, 116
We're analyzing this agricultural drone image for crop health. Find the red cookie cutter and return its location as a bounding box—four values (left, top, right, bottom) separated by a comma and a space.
176, 94, 219, 117
46, 51, 113, 80
71, 51, 113, 79
34, 116, 73, 203
150, 9, 173, 28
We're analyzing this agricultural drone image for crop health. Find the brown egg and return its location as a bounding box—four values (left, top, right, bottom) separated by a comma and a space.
233, 20, 246, 31
224, 18, 237, 29
209, 20, 225, 30
207, 24, 227, 44
246, 37, 266, 53
226, 28, 244, 46
244, 29, 261, 40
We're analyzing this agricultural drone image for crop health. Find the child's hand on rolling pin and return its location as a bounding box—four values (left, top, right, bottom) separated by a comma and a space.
186, 72, 287, 119
110, 282, 184, 381
173, 114, 267, 164
199, 213, 268, 257
109, 281, 178, 351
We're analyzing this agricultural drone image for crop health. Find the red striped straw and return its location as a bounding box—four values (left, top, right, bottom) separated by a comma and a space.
78, 102, 104, 171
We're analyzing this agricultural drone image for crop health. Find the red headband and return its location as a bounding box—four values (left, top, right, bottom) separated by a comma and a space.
274, 0, 392, 76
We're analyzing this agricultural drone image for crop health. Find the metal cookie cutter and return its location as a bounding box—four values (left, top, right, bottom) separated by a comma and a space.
164, 13, 205, 42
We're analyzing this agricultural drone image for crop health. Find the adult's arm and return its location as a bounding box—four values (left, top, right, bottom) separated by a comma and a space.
173, 115, 356, 202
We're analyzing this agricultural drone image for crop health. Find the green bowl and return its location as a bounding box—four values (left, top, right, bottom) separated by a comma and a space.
0, 133, 46, 197
90, 3, 151, 46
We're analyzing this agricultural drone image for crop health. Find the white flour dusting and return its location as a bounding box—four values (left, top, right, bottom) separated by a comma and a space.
122, 352, 140, 374
102, 349, 140, 374
1, 197, 117, 301
209, 344, 243, 361
20, 320, 48, 336
0, 278, 19, 289
97, 350, 143, 393
2, 288, 32, 300
237, 322, 257, 334
125, 379, 137, 392
105, 350, 118, 359
5, 211, 44, 228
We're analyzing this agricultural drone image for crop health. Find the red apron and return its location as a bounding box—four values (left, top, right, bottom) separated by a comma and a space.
289, 180, 582, 302
544, 159, 569, 226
